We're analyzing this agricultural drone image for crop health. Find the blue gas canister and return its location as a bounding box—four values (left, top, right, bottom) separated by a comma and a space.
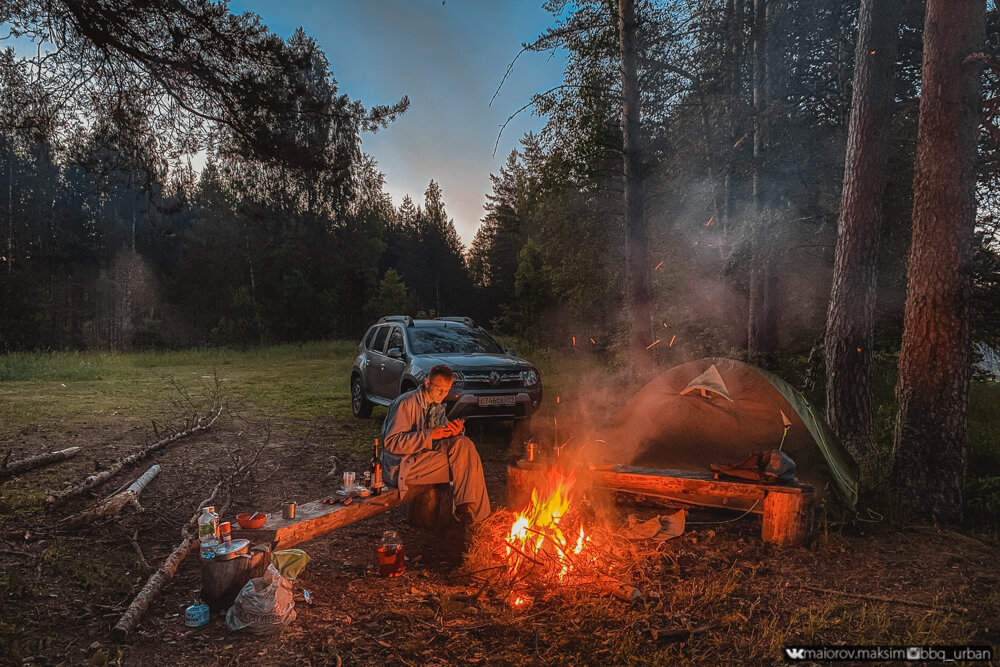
184, 600, 210, 627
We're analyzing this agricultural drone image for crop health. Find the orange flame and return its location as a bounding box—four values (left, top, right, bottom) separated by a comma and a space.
503, 469, 592, 582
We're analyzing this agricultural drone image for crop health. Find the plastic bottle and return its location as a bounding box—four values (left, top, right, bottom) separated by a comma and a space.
198, 506, 219, 559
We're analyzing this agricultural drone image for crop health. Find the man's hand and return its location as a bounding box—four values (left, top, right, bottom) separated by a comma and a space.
430, 419, 465, 440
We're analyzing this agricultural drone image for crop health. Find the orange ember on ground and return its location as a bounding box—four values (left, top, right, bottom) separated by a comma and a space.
705, 215, 714, 227
669, 335, 676, 347
646, 339, 661, 350
654, 261, 664, 270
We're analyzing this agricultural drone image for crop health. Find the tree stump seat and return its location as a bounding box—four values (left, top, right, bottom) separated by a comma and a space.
507, 460, 816, 547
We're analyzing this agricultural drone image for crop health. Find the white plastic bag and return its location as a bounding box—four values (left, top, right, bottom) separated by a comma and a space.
226, 564, 296, 633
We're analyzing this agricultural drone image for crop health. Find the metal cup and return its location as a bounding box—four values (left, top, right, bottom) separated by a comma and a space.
282, 501, 296, 519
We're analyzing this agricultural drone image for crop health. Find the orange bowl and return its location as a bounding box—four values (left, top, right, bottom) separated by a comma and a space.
236, 512, 266, 529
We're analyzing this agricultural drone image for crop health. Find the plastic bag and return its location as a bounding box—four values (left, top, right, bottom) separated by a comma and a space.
271, 548, 309, 580
225, 564, 296, 634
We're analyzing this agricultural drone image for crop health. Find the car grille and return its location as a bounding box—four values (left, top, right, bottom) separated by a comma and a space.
461, 371, 523, 390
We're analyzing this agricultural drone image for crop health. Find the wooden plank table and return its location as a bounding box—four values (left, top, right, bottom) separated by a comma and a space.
507, 460, 815, 547
232, 490, 404, 550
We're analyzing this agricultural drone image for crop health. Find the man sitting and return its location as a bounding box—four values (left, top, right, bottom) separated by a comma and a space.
381, 364, 491, 526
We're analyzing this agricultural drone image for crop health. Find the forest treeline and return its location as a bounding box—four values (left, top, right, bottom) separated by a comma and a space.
0, 0, 998, 356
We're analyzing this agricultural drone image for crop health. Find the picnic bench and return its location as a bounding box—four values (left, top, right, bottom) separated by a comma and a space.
506, 460, 816, 547
230, 484, 453, 551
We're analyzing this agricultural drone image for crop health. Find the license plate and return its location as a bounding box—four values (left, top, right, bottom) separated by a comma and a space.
478, 395, 516, 407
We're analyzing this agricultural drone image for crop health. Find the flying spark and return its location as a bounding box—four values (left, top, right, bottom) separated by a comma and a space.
646, 339, 661, 350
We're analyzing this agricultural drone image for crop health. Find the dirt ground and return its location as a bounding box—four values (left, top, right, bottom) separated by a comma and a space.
1, 415, 997, 666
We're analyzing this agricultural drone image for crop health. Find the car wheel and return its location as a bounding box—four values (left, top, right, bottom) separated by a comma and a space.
351, 376, 373, 418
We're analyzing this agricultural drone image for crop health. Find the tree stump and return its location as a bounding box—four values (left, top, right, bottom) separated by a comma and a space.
506, 461, 547, 511
761, 490, 815, 546
200, 544, 270, 611
407, 484, 453, 528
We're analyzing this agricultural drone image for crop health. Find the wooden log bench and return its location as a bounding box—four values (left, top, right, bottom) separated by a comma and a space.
230, 484, 454, 551
507, 460, 816, 547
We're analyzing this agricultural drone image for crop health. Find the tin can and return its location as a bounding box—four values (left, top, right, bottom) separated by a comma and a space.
525, 441, 535, 462
282, 501, 296, 519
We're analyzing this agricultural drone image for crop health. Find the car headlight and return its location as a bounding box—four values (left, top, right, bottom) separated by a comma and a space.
520, 369, 539, 386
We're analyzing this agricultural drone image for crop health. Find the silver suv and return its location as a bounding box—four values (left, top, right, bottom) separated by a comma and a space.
350, 316, 542, 421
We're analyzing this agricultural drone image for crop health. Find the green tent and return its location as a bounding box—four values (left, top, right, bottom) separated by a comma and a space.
601, 358, 859, 510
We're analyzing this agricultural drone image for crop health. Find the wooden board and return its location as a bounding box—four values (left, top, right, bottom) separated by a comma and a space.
231, 490, 403, 550
507, 461, 816, 546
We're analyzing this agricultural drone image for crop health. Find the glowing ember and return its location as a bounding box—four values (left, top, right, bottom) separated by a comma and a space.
654, 260, 664, 270
646, 339, 661, 350
589, 337, 596, 344
705, 215, 714, 227
503, 468, 593, 583
572, 336, 576, 346
669, 335, 676, 347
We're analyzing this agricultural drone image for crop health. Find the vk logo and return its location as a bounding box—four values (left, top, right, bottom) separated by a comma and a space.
784, 648, 807, 660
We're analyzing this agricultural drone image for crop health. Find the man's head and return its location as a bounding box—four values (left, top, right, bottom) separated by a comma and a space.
423, 364, 454, 404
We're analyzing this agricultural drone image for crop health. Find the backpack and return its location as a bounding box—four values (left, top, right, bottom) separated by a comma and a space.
710, 449, 798, 484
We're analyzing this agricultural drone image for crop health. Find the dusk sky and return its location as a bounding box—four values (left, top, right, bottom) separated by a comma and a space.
229, 0, 568, 245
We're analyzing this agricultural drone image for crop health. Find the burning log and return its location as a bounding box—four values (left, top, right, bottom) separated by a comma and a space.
1, 447, 80, 479
47, 405, 221, 507
59, 464, 160, 529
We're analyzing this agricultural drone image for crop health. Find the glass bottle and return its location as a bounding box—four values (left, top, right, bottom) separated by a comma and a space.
377, 530, 405, 578
370, 438, 383, 495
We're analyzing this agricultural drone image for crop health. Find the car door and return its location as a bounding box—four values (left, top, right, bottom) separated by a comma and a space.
378, 325, 407, 398
367, 325, 390, 399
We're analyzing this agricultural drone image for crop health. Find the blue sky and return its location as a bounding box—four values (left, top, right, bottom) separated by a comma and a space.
230, 0, 567, 244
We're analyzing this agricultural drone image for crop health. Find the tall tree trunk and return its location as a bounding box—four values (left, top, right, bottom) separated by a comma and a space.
747, 0, 779, 365
619, 0, 653, 375
893, 0, 984, 523
824, 0, 901, 461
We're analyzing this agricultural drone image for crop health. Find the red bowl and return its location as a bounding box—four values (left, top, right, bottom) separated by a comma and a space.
236, 512, 267, 529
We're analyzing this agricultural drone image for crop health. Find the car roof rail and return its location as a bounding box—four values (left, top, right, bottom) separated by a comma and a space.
435, 316, 476, 328
378, 315, 414, 326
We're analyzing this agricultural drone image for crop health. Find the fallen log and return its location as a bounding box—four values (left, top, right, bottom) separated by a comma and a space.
47, 405, 221, 507
112, 481, 224, 641
1, 447, 81, 478
60, 464, 160, 529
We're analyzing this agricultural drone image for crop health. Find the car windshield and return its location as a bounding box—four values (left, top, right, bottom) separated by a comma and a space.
408, 326, 504, 355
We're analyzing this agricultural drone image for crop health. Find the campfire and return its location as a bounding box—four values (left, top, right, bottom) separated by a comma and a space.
467, 460, 651, 606
503, 467, 592, 582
